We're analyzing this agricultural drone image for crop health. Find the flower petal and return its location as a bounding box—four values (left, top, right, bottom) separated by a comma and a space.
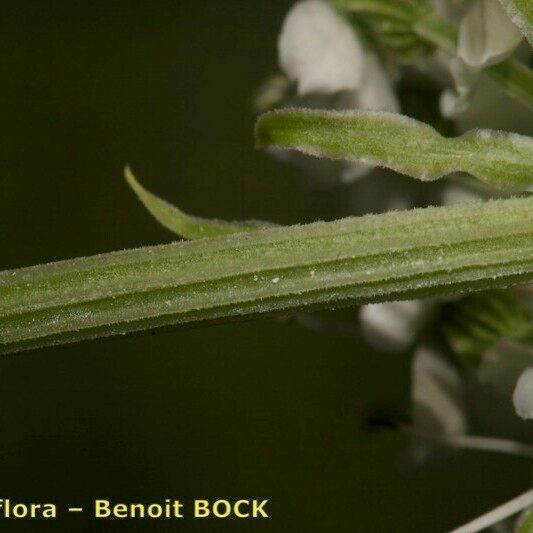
360, 300, 433, 353
412, 346, 467, 436
278, 0, 364, 95
440, 57, 481, 118
355, 52, 400, 113
458, 0, 523, 67
513, 367, 533, 419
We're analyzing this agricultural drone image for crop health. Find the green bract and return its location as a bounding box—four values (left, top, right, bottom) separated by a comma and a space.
125, 166, 271, 239
256, 108, 533, 191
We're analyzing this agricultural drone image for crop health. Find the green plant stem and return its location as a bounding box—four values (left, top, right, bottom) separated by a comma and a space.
1, 197, 533, 353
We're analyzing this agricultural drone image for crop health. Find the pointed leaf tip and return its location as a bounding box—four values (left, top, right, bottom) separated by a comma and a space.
124, 166, 274, 239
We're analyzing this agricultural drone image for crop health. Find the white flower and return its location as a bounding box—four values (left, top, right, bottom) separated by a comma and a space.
440, 0, 528, 120
410, 345, 467, 462
439, 57, 481, 118
360, 300, 434, 353
412, 346, 467, 435
513, 367, 533, 420
278, 1, 398, 109
278, 0, 365, 96
276, 1, 399, 184
441, 58, 533, 128
346, 51, 400, 113
407, 341, 533, 469
458, 0, 523, 67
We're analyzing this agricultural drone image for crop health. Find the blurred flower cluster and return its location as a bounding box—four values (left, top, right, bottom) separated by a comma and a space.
255, 0, 533, 503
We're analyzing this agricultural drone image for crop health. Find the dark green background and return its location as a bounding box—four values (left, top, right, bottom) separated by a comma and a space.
1, 1, 528, 531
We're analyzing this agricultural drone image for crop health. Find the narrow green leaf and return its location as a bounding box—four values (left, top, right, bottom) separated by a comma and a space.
125, 166, 269, 238
256, 108, 533, 192
498, 0, 533, 46
1, 197, 533, 353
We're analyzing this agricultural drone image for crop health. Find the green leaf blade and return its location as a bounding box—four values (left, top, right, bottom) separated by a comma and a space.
256, 108, 533, 191
125, 166, 269, 239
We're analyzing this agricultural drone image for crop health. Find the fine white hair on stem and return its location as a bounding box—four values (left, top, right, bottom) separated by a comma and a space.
449, 489, 533, 533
